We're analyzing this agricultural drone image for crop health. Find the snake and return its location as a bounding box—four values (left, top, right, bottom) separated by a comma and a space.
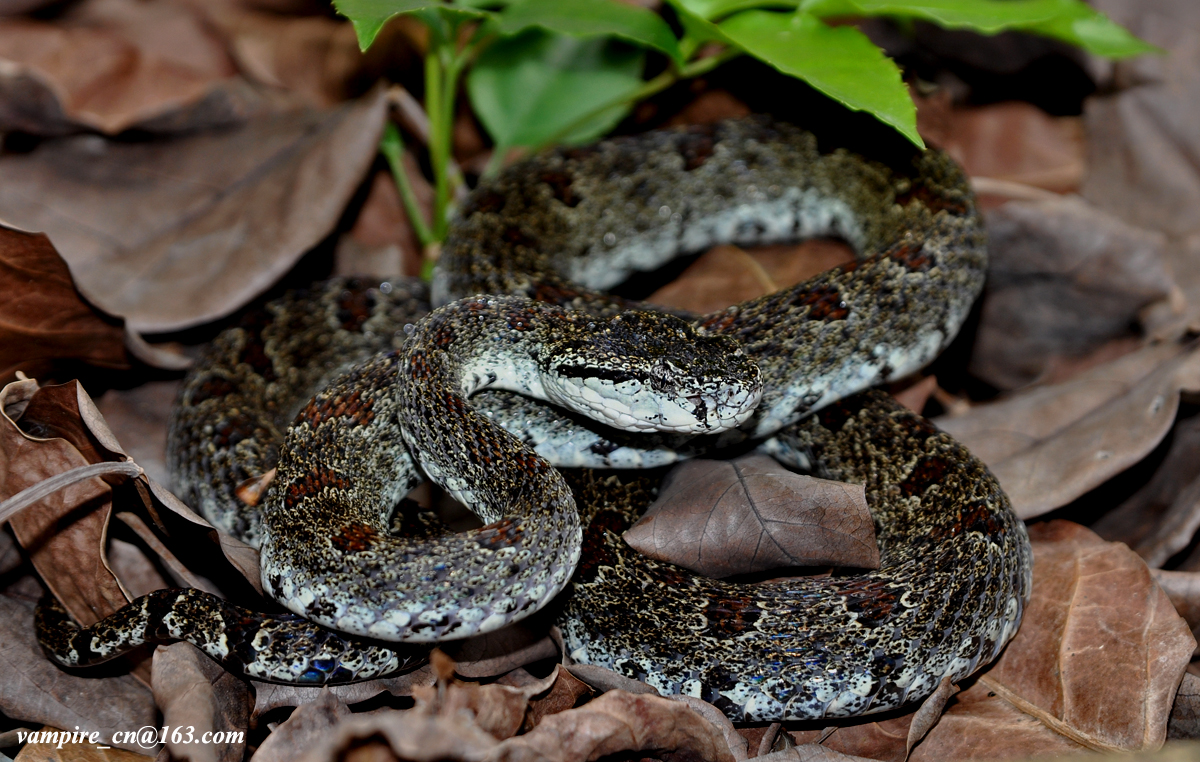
36, 117, 1032, 720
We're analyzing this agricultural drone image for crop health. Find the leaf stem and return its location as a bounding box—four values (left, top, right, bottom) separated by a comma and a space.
380, 122, 434, 248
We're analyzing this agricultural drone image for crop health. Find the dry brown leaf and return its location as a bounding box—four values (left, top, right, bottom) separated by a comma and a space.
0, 87, 389, 333
11, 734, 155, 761
411, 660, 558, 741
982, 521, 1194, 752
1149, 570, 1200, 645
250, 690, 350, 762
905, 676, 958, 758
903, 680, 1086, 761
936, 340, 1200, 519
294, 709, 496, 762
0, 595, 156, 755
438, 622, 558, 680
0, 0, 241, 136
917, 97, 1085, 193
787, 677, 1084, 762
890, 376, 938, 414
1, 372, 262, 619
648, 241, 855, 315
522, 669, 594, 732
756, 747, 877, 762
332, 167, 428, 280
151, 642, 251, 762
625, 454, 876, 578
971, 195, 1172, 390
201, 4, 368, 109
665, 89, 752, 126
667, 695, 749, 761
1169, 672, 1200, 740
1082, 1, 1200, 243
105, 537, 169, 600
491, 690, 737, 762
94, 381, 180, 489
2, 380, 133, 628
1094, 415, 1200, 567
564, 663, 659, 696
0, 225, 127, 383
249, 665, 436, 721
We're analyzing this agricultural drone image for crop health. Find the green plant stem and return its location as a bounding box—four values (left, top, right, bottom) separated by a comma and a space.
380, 123, 434, 248
536, 45, 741, 153
425, 47, 450, 242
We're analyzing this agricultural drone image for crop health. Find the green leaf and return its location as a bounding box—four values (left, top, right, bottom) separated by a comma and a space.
801, 0, 1157, 58
803, 0, 1061, 30
675, 0, 792, 22
719, 10, 921, 146
468, 29, 645, 150
334, 0, 490, 50
1024, 2, 1158, 58
664, 0, 739, 57
496, 0, 683, 63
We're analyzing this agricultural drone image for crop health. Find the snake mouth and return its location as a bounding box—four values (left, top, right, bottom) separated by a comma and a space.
543, 369, 761, 434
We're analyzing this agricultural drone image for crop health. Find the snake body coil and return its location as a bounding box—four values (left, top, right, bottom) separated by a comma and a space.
38, 117, 1031, 720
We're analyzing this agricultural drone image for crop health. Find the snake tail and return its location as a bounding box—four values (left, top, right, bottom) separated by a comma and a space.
35, 590, 425, 684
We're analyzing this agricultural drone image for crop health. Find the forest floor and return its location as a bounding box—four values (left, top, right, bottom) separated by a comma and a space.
1, 0, 1200, 760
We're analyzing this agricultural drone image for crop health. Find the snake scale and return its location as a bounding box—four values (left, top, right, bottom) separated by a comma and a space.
37, 117, 1032, 721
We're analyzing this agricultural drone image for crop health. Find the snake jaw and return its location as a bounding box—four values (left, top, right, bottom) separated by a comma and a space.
541, 365, 761, 434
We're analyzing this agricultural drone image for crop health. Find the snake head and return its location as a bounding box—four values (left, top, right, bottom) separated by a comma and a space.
541, 310, 762, 434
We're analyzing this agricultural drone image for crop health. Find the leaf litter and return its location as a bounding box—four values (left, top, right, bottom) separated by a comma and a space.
4, 0, 1200, 760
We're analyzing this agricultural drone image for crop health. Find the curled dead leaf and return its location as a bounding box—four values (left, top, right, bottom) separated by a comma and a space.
0, 225, 127, 383
625, 454, 876, 578
412, 663, 558, 740
1, 380, 135, 628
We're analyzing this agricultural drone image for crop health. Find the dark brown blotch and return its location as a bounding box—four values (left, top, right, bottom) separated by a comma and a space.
817, 395, 869, 432
952, 500, 1005, 538
703, 594, 761, 637
463, 189, 506, 217
898, 455, 951, 499
188, 375, 237, 406
677, 125, 718, 171
840, 579, 898, 628
791, 285, 849, 321
300, 389, 376, 428
331, 522, 379, 553
539, 170, 580, 207
885, 242, 930, 271
895, 180, 969, 216
336, 288, 377, 332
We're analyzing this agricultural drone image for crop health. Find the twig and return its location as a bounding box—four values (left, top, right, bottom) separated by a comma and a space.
0, 461, 143, 524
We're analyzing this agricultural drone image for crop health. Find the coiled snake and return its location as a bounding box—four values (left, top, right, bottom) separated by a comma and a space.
37, 118, 1032, 720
